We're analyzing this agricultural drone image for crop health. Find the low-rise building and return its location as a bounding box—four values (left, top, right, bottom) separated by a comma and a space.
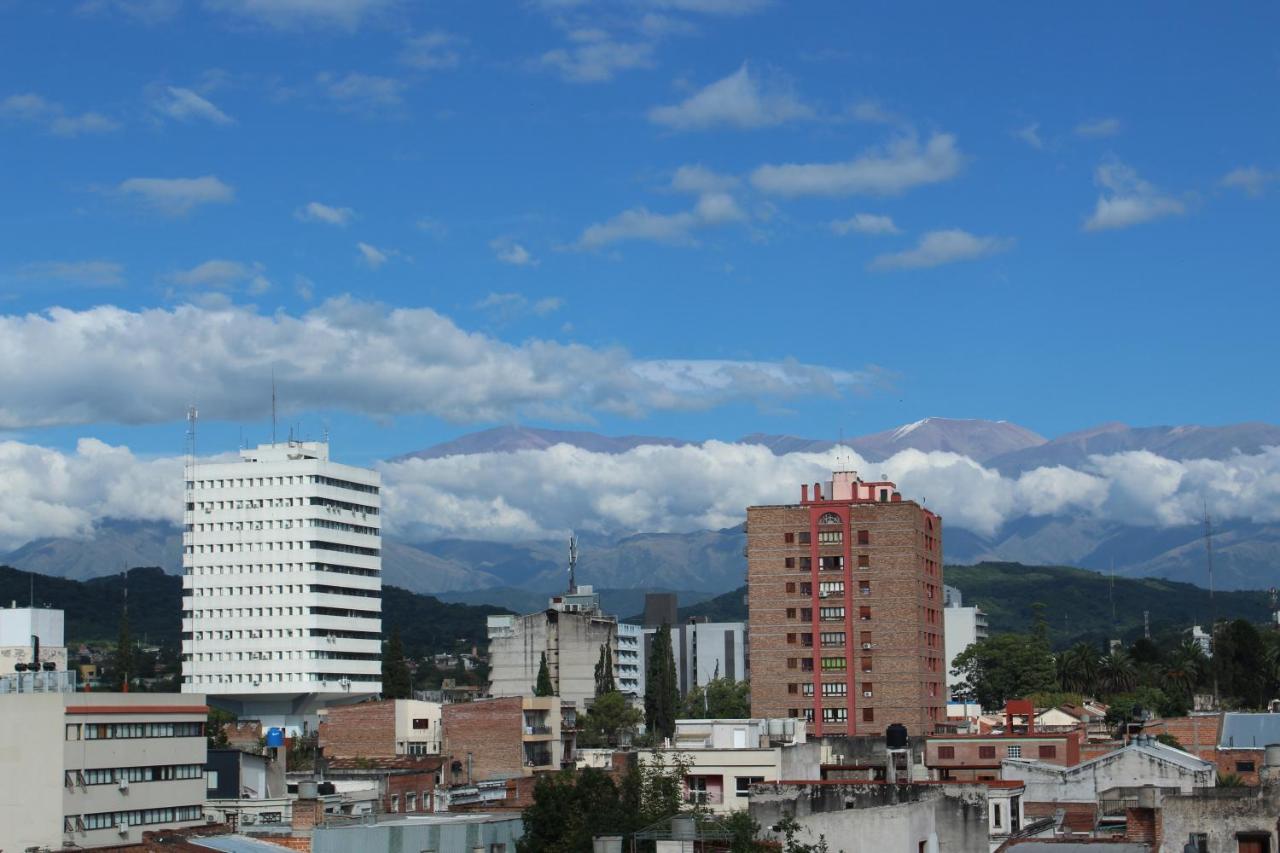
310, 811, 524, 853
926, 701, 1082, 782
441, 695, 576, 784
0, 604, 68, 671
205, 748, 291, 830
318, 698, 443, 759
1216, 712, 1280, 785
323, 756, 443, 815
0, 674, 208, 852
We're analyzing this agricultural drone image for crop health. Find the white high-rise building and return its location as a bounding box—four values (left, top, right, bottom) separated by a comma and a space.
181, 440, 382, 731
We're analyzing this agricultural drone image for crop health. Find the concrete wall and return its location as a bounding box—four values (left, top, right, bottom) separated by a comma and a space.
943, 607, 981, 696
1160, 787, 1280, 853
1001, 744, 1215, 805
488, 611, 617, 709
0, 693, 65, 853
312, 815, 525, 853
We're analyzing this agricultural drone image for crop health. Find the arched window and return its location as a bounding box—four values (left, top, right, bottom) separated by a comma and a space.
818, 512, 841, 525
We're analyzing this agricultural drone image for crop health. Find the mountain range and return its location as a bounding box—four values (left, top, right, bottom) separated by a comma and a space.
5, 417, 1279, 595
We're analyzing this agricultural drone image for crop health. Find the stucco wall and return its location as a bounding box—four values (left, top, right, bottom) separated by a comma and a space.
1160, 787, 1280, 853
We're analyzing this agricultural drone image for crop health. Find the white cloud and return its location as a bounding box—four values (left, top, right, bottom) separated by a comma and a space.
12, 260, 124, 287
318, 72, 405, 112
830, 213, 900, 236
539, 29, 655, 83
153, 86, 234, 125
848, 100, 904, 126
1015, 122, 1043, 150
164, 259, 270, 293
295, 201, 355, 226
1075, 117, 1122, 138
648, 63, 813, 130
1083, 162, 1185, 232
1220, 166, 1277, 197
400, 30, 464, 70
490, 238, 539, 267
356, 242, 391, 268
76, 0, 182, 23
870, 229, 1013, 271
751, 133, 963, 197
205, 0, 393, 29
475, 292, 562, 323
294, 275, 315, 301
0, 299, 870, 429
576, 191, 746, 249
0, 93, 120, 137
645, 0, 771, 13
117, 175, 235, 215
669, 164, 739, 194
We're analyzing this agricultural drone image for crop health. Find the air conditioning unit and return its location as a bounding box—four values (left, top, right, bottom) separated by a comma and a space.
863, 691, 873, 698
115, 820, 128, 835
118, 778, 129, 791
861, 643, 873, 650
818, 592, 829, 598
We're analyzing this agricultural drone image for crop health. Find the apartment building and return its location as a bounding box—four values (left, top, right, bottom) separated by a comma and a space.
441, 695, 577, 782
0, 674, 207, 851
943, 590, 989, 700
0, 604, 68, 672
318, 698, 444, 759
747, 470, 945, 737
181, 440, 382, 730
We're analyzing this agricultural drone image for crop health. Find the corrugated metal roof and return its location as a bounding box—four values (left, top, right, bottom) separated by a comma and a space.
1219, 713, 1280, 748
193, 835, 294, 853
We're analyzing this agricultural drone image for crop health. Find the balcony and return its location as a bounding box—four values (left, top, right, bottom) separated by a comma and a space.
685, 791, 724, 806
523, 746, 554, 768
523, 725, 552, 737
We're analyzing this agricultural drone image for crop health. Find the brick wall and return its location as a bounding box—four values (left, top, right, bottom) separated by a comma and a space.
1141, 715, 1221, 762
384, 771, 437, 813
255, 836, 312, 852
747, 496, 945, 738
291, 799, 324, 832
442, 696, 524, 783
1218, 748, 1264, 785
318, 700, 397, 760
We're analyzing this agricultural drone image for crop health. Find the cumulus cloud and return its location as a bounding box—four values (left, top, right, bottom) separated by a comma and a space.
164, 259, 270, 293
356, 242, 391, 268
490, 238, 538, 266
295, 201, 355, 226
1083, 162, 1185, 232
0, 92, 120, 136
1075, 117, 1122, 138
540, 28, 656, 83
205, 0, 394, 29
12, 260, 124, 287
400, 30, 464, 69
0, 299, 868, 429
648, 63, 813, 130
751, 133, 963, 197
1220, 166, 1277, 197
117, 175, 234, 215
830, 213, 900, 236
152, 86, 234, 125
575, 191, 746, 249
669, 165, 739, 194
870, 229, 1013, 271
1014, 122, 1043, 150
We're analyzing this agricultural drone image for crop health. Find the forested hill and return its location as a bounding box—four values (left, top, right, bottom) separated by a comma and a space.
0, 565, 510, 657
677, 562, 1273, 650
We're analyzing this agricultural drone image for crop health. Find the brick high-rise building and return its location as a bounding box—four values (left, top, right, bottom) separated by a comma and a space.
747, 470, 944, 737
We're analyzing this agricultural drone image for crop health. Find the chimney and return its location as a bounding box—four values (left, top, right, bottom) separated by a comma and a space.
801, 484, 809, 503
813, 482, 823, 501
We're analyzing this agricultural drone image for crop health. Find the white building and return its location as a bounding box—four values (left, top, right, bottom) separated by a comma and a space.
944, 601, 989, 699
181, 440, 382, 731
0, 604, 67, 672
486, 586, 618, 710
617, 622, 644, 698
643, 620, 748, 696
0, 674, 207, 851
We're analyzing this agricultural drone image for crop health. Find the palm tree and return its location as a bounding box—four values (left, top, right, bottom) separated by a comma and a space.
1163, 640, 1209, 700
1098, 650, 1138, 695
1057, 643, 1100, 694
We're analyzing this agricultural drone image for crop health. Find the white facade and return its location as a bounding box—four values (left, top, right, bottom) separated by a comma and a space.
643, 620, 748, 696
944, 604, 989, 698
0, 605, 67, 671
617, 622, 643, 698
181, 441, 382, 729
395, 699, 444, 755
0, 683, 207, 852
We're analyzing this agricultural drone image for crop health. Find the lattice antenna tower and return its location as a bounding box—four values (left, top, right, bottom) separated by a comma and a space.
568, 534, 579, 594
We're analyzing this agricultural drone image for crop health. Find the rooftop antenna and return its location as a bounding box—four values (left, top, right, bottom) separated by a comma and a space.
1205, 501, 1218, 704
567, 534, 579, 594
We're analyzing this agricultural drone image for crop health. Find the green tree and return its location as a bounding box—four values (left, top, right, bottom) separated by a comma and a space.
645, 624, 679, 740
951, 632, 1056, 711
1155, 732, 1185, 750
1056, 642, 1101, 694
207, 707, 236, 749
682, 678, 750, 719
381, 627, 412, 699
517, 768, 627, 853
535, 652, 555, 697
1098, 651, 1139, 694
110, 600, 135, 692
578, 691, 643, 747
595, 643, 616, 696
1214, 619, 1268, 708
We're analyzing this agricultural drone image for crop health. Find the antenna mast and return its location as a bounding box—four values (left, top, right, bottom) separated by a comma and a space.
1205, 501, 1218, 704
568, 535, 579, 594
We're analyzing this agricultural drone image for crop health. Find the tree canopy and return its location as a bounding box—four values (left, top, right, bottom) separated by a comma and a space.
645, 624, 679, 740
535, 652, 556, 697
951, 632, 1056, 710
682, 678, 750, 719
381, 626, 412, 699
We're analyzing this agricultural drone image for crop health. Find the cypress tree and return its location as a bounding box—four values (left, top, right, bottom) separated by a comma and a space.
595, 642, 616, 696
534, 651, 555, 696
382, 627, 412, 698
645, 624, 678, 740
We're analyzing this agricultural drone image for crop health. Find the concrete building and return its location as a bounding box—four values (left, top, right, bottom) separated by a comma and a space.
642, 619, 748, 697
641, 717, 820, 813
0, 674, 207, 852
318, 698, 443, 759
750, 780, 1026, 853
944, 600, 988, 700
441, 695, 576, 783
181, 440, 382, 731
311, 811, 524, 853
747, 470, 945, 737
0, 604, 68, 672
204, 748, 291, 829
486, 585, 617, 709
1215, 712, 1280, 785
617, 622, 644, 698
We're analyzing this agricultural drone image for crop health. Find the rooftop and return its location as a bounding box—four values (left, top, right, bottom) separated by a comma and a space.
1219, 712, 1280, 749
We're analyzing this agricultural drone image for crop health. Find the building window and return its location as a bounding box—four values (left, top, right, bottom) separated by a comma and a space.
857, 555, 870, 568
786, 658, 797, 669
1187, 835, 1208, 853
66, 724, 81, 741
406, 793, 417, 812
799, 557, 812, 570
819, 607, 845, 621
785, 582, 796, 593
818, 513, 841, 525
1038, 745, 1056, 759
859, 581, 871, 596
819, 581, 843, 596
1007, 745, 1021, 759
785, 557, 796, 568
412, 719, 430, 730
1237, 760, 1257, 773
800, 608, 813, 621
822, 682, 846, 696
859, 606, 871, 621
206, 771, 219, 790
993, 803, 1003, 829
857, 530, 870, 545
787, 632, 797, 644
784, 533, 794, 544
861, 657, 873, 672
799, 582, 812, 594
390, 795, 399, 812
797, 532, 811, 545
820, 657, 846, 671
802, 683, 814, 696
979, 746, 996, 759
862, 708, 874, 723
787, 683, 798, 694
817, 531, 842, 544
822, 708, 847, 723
819, 555, 843, 572
736, 776, 765, 797
786, 608, 796, 619
938, 746, 955, 759
820, 632, 845, 647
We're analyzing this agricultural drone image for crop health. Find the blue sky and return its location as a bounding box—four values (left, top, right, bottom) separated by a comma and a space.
2, 0, 1278, 466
